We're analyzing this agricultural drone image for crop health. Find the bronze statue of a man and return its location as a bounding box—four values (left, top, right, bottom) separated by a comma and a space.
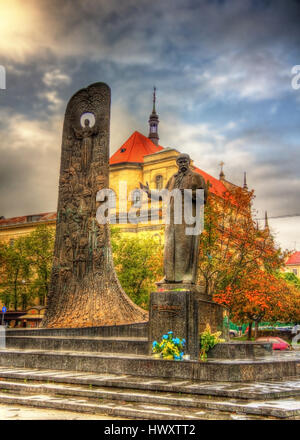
140, 153, 208, 284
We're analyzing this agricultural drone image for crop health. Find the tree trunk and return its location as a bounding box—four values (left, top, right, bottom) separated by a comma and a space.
254, 321, 259, 339
42, 83, 148, 328
14, 279, 18, 311
247, 321, 253, 340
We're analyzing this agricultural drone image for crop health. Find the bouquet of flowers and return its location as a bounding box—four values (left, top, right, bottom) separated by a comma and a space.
152, 331, 186, 360
199, 324, 225, 361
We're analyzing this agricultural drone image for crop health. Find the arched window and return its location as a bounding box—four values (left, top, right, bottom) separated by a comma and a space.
155, 175, 163, 190
132, 189, 142, 203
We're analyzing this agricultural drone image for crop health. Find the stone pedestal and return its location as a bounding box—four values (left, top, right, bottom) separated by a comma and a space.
149, 289, 199, 360
195, 293, 228, 337
149, 283, 228, 360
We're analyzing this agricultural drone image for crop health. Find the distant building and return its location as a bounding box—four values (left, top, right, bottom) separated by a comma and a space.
285, 252, 300, 277
0, 212, 56, 244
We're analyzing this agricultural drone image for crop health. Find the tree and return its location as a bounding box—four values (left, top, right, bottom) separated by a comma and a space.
197, 185, 294, 339
0, 225, 55, 311
22, 225, 55, 306
111, 228, 163, 308
214, 270, 300, 339
0, 239, 30, 310
198, 187, 288, 297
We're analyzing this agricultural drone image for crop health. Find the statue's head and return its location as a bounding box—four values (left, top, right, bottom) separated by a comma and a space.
176, 153, 190, 173
84, 119, 90, 127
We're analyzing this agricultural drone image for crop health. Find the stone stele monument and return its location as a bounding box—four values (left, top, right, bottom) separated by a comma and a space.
42, 82, 147, 328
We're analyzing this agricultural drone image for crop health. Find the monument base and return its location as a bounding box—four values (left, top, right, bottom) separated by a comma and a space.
4, 325, 300, 383
149, 284, 228, 360
149, 289, 199, 359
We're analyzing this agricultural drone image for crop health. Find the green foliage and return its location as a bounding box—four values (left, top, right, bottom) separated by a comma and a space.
199, 324, 224, 361
111, 227, 163, 308
280, 272, 300, 290
0, 238, 30, 310
22, 225, 55, 305
0, 225, 54, 310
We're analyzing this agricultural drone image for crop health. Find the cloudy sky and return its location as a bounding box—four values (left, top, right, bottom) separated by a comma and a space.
0, 0, 299, 250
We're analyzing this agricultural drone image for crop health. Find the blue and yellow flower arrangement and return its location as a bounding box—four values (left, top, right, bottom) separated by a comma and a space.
152, 331, 186, 360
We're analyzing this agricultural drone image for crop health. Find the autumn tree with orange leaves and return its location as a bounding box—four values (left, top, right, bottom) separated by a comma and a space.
198, 186, 287, 296
197, 186, 298, 337
214, 270, 300, 338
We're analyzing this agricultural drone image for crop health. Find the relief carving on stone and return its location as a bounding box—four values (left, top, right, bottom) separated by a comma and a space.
43, 82, 147, 328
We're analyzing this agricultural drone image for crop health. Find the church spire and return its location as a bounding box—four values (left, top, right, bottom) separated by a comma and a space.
219, 161, 225, 180
243, 172, 248, 190
148, 86, 159, 146
264, 211, 269, 230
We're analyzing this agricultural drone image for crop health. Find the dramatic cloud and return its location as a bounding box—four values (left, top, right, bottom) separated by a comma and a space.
42, 70, 71, 88
0, 108, 61, 215
0, 0, 299, 249
0, 103, 143, 217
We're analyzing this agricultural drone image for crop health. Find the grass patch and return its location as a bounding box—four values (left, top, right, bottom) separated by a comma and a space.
234, 335, 255, 342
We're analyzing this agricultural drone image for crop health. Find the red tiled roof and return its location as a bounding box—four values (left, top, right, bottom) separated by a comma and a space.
0, 212, 57, 227
193, 166, 227, 198
110, 131, 163, 164
110, 131, 226, 197
286, 252, 300, 265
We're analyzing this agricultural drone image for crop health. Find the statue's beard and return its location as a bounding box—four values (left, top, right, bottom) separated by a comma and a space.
179, 166, 188, 173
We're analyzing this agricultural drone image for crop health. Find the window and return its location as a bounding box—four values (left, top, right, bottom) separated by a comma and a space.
26, 215, 41, 223
132, 189, 142, 203
155, 175, 163, 190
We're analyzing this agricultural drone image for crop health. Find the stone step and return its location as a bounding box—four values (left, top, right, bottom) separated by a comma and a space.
207, 341, 273, 359
0, 377, 299, 419
6, 335, 149, 355
6, 322, 148, 338
0, 391, 276, 420
0, 366, 300, 401
6, 335, 274, 360
0, 391, 208, 420
0, 347, 299, 382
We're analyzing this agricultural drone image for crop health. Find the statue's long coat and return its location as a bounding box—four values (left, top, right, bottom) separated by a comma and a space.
164, 169, 208, 283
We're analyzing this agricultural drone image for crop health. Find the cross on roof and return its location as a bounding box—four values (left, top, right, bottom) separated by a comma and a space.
219, 161, 225, 179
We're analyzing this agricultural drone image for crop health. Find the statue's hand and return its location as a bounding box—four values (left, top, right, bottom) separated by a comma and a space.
139, 181, 150, 193
139, 181, 151, 198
